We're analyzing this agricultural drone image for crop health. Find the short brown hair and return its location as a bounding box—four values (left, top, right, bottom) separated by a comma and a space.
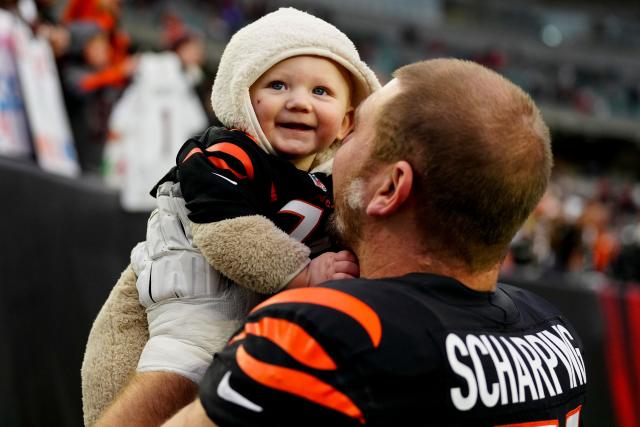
372, 59, 552, 270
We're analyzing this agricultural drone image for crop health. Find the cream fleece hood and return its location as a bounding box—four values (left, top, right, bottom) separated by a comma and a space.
211, 7, 380, 163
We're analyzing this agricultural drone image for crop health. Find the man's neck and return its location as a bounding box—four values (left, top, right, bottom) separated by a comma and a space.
356, 227, 500, 292
356, 229, 423, 279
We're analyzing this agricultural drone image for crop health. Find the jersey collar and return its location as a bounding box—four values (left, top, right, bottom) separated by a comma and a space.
401, 273, 520, 325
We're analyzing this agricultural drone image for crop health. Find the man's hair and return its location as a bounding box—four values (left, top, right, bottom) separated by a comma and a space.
372, 59, 552, 271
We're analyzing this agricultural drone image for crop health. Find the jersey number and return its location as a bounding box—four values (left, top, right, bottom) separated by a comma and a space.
495, 405, 581, 427
278, 200, 323, 242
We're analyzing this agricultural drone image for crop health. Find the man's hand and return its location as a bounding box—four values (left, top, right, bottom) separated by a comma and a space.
286, 250, 359, 289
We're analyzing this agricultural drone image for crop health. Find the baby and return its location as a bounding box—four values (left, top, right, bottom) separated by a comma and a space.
132, 3, 379, 391
81, 7, 379, 425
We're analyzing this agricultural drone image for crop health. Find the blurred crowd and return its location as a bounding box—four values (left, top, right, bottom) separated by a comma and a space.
349, 0, 640, 121
1, 0, 209, 173
450, 0, 640, 121
115, 0, 640, 121
2, 0, 640, 285
435, 47, 639, 122
503, 171, 640, 284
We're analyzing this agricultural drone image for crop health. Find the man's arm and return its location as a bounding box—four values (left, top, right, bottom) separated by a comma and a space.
95, 372, 197, 427
162, 399, 217, 427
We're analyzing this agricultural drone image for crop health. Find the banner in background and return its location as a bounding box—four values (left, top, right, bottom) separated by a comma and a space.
13, 17, 80, 177
0, 11, 32, 158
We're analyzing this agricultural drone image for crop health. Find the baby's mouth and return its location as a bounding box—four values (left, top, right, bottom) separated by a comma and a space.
277, 122, 315, 131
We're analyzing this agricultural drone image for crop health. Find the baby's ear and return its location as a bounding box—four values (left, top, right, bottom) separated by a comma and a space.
337, 107, 355, 140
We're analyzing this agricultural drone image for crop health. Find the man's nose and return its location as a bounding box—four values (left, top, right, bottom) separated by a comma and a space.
285, 88, 312, 112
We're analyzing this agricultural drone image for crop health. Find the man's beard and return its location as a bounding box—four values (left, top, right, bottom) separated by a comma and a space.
329, 177, 366, 251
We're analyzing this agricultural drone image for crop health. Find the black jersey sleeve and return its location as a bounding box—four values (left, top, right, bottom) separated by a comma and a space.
176, 127, 273, 224
198, 286, 380, 427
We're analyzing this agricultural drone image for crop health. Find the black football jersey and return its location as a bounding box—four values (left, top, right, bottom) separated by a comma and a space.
155, 126, 335, 255
199, 273, 587, 426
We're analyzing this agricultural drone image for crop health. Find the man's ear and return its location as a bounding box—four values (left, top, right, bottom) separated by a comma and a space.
366, 161, 413, 217
337, 107, 355, 140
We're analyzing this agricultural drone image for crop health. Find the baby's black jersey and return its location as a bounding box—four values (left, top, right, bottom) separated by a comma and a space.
199, 273, 587, 426
155, 126, 335, 254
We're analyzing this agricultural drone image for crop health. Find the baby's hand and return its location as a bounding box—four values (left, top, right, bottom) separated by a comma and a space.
286, 250, 359, 289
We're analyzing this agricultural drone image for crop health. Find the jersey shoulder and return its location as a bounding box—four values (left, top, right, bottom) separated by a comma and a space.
234, 283, 383, 362
497, 282, 567, 322
236, 278, 445, 364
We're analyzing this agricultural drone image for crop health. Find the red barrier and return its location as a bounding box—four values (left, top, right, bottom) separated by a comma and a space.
600, 283, 640, 427
626, 285, 640, 414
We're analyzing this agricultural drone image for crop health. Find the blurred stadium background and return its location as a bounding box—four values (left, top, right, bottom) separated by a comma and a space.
1, 0, 639, 425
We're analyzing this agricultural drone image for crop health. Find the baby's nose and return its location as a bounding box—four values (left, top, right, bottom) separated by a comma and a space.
285, 89, 312, 112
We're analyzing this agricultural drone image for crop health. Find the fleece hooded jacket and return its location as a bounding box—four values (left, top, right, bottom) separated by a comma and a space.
211, 7, 380, 162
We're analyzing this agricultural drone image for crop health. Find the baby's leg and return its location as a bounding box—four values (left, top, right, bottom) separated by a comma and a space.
81, 264, 147, 426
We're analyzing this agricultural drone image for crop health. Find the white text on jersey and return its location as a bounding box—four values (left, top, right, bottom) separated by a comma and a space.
445, 325, 586, 411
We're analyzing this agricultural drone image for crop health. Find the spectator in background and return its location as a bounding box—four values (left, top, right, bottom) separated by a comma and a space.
582, 199, 619, 272
0, 0, 69, 57
61, 22, 135, 173
30, 0, 71, 58
170, 32, 205, 84
162, 11, 186, 50
33, 0, 56, 24
60, 0, 138, 174
159, 11, 215, 121
63, 0, 135, 84
550, 217, 584, 272
611, 220, 640, 282
63, 0, 129, 66
168, 30, 213, 121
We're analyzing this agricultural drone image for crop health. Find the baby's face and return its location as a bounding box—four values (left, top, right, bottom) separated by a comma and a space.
250, 56, 353, 161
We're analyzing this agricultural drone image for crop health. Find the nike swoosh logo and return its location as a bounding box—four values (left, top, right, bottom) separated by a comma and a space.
217, 371, 263, 412
212, 172, 238, 185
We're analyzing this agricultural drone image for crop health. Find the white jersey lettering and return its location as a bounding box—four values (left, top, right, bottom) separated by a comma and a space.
539, 330, 577, 388
555, 325, 587, 385
446, 325, 585, 412
513, 337, 553, 399
467, 335, 499, 408
446, 333, 478, 411
503, 337, 538, 402
526, 334, 562, 395
484, 335, 518, 405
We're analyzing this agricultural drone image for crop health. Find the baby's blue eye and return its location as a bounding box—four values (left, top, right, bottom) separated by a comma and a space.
270, 81, 285, 90
313, 87, 327, 95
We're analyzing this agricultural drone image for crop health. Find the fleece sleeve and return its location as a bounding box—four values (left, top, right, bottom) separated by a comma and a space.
191, 216, 310, 294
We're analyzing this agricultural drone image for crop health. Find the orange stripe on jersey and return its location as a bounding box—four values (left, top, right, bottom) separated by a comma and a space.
182, 147, 203, 162
495, 421, 559, 427
236, 345, 365, 424
206, 142, 255, 180
244, 317, 337, 370
250, 288, 382, 348
207, 156, 246, 180
228, 331, 247, 345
